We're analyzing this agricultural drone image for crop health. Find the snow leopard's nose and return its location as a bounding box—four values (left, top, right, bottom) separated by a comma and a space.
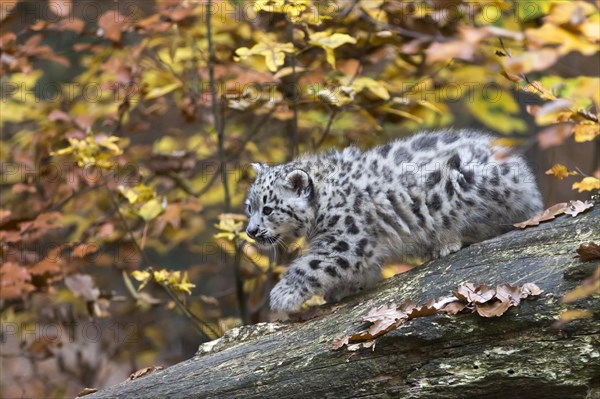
246, 226, 259, 238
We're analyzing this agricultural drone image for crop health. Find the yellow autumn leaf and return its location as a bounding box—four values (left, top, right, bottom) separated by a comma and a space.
51, 135, 123, 169
214, 213, 248, 241
253, 0, 312, 23
173, 272, 195, 295
139, 198, 166, 221
131, 270, 151, 291
545, 164, 578, 180
144, 82, 182, 100
131, 270, 151, 282
214, 232, 236, 241
573, 123, 600, 142
235, 38, 295, 72
503, 49, 560, 75
544, 1, 597, 27
351, 77, 390, 101
309, 32, 357, 68
466, 90, 527, 133
380, 106, 424, 123
526, 23, 599, 56
242, 244, 270, 271
313, 86, 356, 107
534, 98, 573, 126
572, 177, 600, 192
522, 80, 557, 101
416, 100, 444, 114
152, 269, 170, 283
119, 184, 155, 204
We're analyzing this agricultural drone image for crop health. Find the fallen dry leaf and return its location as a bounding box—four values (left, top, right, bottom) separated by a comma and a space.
77, 388, 98, 397
332, 282, 544, 350
576, 242, 600, 261
331, 336, 349, 350
128, 366, 163, 381
363, 303, 403, 323
439, 301, 467, 315
513, 202, 568, 229
475, 300, 512, 318
455, 282, 495, 303
564, 200, 594, 217
494, 284, 523, 305
521, 283, 543, 297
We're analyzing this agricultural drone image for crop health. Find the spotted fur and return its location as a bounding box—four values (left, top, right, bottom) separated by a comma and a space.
245, 129, 543, 312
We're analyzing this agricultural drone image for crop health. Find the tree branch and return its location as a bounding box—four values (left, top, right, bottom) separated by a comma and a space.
86, 203, 600, 399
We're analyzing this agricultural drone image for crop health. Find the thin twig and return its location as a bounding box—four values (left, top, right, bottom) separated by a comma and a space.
163, 284, 220, 340
288, 23, 300, 160
164, 109, 275, 197
105, 186, 153, 267
234, 240, 249, 324
358, 6, 449, 42
206, 0, 230, 211
49, 182, 106, 212
315, 109, 338, 149
105, 186, 217, 340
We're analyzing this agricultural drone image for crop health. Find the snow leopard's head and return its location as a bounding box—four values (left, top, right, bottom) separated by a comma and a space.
245, 163, 316, 247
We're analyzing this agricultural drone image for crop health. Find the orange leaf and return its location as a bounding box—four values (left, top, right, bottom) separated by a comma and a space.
513, 203, 568, 229
545, 164, 578, 180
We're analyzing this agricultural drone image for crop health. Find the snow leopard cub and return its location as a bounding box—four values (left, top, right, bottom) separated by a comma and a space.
245, 129, 543, 312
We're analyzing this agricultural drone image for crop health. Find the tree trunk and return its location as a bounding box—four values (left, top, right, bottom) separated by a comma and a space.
87, 206, 600, 399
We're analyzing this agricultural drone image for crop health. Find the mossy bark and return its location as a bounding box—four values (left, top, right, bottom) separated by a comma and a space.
87, 207, 600, 399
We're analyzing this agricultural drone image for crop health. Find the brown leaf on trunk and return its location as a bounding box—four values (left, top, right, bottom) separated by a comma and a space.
564, 200, 594, 217
331, 336, 349, 350
576, 242, 600, 261
520, 283, 543, 297
513, 203, 568, 229
333, 282, 543, 350
440, 301, 467, 315
128, 366, 164, 381
77, 388, 98, 397
495, 284, 523, 305
455, 282, 495, 303
475, 300, 512, 317
405, 299, 438, 319
362, 303, 403, 323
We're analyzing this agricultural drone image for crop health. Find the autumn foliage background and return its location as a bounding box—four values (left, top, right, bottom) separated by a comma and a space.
0, 0, 598, 397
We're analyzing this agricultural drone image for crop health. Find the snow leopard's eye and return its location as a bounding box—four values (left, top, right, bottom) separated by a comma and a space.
262, 206, 273, 216
247, 204, 252, 214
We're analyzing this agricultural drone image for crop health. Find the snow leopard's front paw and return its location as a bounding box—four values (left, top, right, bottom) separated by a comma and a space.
269, 279, 307, 312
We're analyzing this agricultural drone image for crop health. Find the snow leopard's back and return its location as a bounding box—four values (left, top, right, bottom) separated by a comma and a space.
317, 129, 543, 260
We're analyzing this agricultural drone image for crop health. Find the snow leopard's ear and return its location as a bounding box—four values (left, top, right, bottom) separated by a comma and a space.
284, 169, 313, 198
250, 163, 267, 173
